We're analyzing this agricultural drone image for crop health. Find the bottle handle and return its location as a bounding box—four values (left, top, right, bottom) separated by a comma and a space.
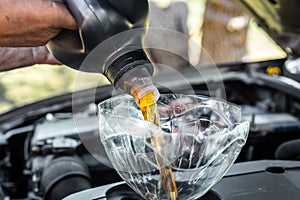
47, 0, 150, 73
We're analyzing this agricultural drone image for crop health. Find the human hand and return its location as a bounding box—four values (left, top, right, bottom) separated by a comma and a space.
0, 46, 61, 71
0, 0, 77, 47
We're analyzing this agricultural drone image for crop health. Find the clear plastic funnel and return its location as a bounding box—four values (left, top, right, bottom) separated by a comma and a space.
98, 94, 249, 200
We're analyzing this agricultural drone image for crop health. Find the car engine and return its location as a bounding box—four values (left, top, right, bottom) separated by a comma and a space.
0, 59, 299, 199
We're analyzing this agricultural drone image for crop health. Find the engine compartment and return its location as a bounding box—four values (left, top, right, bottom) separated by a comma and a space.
0, 58, 299, 199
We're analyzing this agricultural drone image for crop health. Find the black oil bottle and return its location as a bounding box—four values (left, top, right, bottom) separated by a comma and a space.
47, 0, 158, 98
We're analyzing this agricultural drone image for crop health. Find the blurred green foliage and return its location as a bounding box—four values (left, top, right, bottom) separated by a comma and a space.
0, 65, 77, 113
0, 63, 110, 114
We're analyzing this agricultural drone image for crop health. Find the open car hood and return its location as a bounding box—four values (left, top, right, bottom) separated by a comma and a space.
237, 0, 300, 57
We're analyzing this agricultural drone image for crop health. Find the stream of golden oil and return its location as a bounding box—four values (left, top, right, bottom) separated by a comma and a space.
132, 90, 178, 200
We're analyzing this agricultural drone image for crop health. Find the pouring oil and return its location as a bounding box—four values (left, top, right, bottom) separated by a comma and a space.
131, 89, 178, 200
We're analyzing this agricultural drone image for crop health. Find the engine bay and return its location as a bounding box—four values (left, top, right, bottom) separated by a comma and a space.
0, 58, 299, 199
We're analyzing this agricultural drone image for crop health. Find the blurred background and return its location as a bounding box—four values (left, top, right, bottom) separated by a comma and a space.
0, 0, 286, 114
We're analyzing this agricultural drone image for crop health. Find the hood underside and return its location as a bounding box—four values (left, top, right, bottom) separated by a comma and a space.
236, 0, 300, 56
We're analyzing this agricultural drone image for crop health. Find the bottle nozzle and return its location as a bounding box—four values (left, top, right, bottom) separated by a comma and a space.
130, 77, 160, 105
105, 49, 159, 104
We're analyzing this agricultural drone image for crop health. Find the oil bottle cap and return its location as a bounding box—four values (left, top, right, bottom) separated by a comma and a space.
104, 50, 153, 86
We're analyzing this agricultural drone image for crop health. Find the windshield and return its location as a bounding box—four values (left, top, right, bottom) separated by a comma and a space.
0, 0, 286, 114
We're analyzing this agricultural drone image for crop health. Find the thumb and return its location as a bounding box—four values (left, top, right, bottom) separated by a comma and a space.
52, 0, 78, 30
